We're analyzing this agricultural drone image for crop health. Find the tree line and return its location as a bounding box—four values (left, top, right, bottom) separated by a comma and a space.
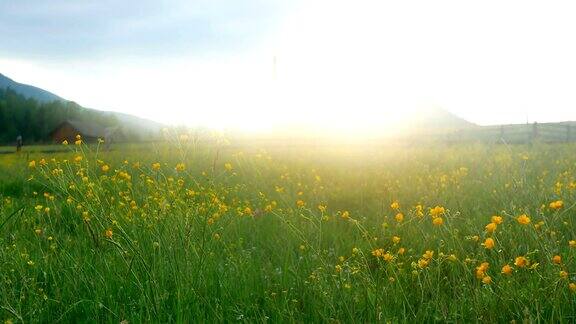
0, 88, 119, 144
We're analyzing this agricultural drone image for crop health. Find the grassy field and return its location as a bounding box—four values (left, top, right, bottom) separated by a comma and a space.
1, 135, 576, 322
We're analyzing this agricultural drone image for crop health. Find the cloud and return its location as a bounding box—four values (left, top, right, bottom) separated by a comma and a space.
0, 0, 292, 61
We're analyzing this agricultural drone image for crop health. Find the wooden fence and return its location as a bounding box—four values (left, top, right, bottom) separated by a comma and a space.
446, 122, 576, 144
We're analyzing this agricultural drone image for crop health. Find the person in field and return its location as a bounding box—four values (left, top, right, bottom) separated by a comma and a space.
16, 135, 22, 152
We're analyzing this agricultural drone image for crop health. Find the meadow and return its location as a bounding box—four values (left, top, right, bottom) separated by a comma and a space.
1, 133, 576, 322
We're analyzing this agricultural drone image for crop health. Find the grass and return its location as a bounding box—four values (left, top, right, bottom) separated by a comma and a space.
1, 136, 576, 322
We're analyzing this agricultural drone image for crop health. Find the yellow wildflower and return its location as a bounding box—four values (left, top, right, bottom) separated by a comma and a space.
432, 217, 443, 226
491, 215, 503, 224
483, 238, 495, 250
517, 214, 531, 225
514, 256, 528, 268
430, 206, 445, 218
549, 200, 564, 210
423, 250, 434, 260
175, 163, 186, 172
485, 222, 497, 233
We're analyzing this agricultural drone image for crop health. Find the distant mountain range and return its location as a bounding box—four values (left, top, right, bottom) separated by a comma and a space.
0, 73, 63, 103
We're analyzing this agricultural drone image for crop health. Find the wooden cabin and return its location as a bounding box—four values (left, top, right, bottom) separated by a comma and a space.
49, 120, 124, 144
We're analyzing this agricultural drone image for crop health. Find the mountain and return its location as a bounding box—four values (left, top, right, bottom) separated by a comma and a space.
0, 73, 63, 102
0, 72, 163, 143
406, 106, 476, 130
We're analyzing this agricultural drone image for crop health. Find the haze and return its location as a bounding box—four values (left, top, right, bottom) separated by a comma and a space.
1, 0, 576, 132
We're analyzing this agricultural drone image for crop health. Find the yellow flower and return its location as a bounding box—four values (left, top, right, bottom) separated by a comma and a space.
62, 139, 68, 145
390, 201, 400, 210
296, 200, 305, 208
104, 229, 113, 239
483, 238, 495, 250
415, 204, 424, 217
382, 252, 394, 262
417, 258, 429, 269
549, 200, 564, 210
152, 162, 161, 171
570, 240, 576, 248
28, 160, 36, 168
392, 236, 401, 244
398, 247, 406, 255
371, 248, 384, 257
75, 134, 82, 140
569, 283, 576, 292
552, 255, 562, 264
447, 254, 457, 262
560, 271, 568, 279
485, 222, 497, 233
224, 162, 233, 171
517, 214, 531, 225
491, 215, 503, 225
175, 163, 186, 172
514, 256, 528, 268
430, 206, 445, 218
482, 276, 492, 284
74, 156, 83, 163
501, 264, 513, 275
423, 250, 434, 260
476, 262, 489, 279
432, 217, 443, 226
395, 213, 404, 222
101, 165, 110, 172
75, 139, 82, 145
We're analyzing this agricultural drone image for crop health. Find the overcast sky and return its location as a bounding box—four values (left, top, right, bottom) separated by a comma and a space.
1, 0, 576, 131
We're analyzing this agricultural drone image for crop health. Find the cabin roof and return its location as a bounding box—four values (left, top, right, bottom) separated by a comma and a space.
51, 120, 106, 138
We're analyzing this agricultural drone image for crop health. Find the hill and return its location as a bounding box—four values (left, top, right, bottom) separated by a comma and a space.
0, 73, 163, 144
0, 73, 63, 102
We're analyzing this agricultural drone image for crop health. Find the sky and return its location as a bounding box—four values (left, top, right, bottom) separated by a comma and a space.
1, 0, 576, 132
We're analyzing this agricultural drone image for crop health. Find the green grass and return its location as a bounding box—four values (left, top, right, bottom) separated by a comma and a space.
1, 139, 576, 322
